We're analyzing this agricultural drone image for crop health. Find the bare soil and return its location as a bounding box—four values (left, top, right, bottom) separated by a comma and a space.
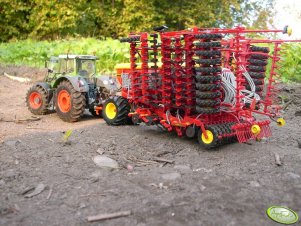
0, 65, 301, 226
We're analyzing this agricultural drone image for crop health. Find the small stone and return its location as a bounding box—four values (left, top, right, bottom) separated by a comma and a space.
199, 184, 206, 191
249, 181, 261, 187
285, 172, 300, 180
158, 183, 168, 189
174, 165, 191, 171
3, 169, 19, 180
79, 203, 86, 209
96, 148, 104, 155
0, 179, 5, 186
4, 140, 21, 148
297, 140, 301, 149
93, 155, 119, 169
295, 110, 301, 117
127, 164, 134, 172
161, 172, 181, 180
24, 183, 46, 198
193, 168, 212, 173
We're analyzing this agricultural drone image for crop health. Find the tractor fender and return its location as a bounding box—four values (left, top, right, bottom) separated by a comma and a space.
96, 76, 119, 95
35, 82, 53, 100
53, 76, 89, 92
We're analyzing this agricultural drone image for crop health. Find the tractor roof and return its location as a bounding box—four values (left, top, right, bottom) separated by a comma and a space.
58, 55, 98, 60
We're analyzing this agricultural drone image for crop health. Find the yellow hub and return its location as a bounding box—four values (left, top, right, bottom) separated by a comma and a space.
276, 118, 286, 127
201, 130, 214, 144
287, 27, 293, 36
105, 102, 117, 119
251, 124, 261, 135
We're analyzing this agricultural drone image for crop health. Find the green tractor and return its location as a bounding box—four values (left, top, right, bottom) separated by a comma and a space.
26, 54, 118, 122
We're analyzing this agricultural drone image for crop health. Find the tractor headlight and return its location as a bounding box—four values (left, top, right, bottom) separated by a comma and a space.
109, 79, 115, 85
78, 79, 85, 87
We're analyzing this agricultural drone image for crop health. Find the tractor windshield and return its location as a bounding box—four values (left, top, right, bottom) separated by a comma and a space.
77, 59, 96, 77
48, 57, 59, 73
60, 59, 75, 74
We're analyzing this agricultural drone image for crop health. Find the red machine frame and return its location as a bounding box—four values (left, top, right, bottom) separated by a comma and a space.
115, 26, 299, 148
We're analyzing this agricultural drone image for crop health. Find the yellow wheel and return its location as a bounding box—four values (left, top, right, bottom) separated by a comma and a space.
251, 124, 261, 135
105, 103, 117, 119
197, 126, 219, 149
102, 96, 130, 126
201, 130, 214, 144
276, 118, 286, 127
286, 26, 293, 36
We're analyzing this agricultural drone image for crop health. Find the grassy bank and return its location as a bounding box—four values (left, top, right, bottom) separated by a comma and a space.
0, 38, 129, 73
0, 39, 300, 81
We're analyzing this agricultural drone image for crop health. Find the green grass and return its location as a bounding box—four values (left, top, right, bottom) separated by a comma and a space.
0, 38, 129, 72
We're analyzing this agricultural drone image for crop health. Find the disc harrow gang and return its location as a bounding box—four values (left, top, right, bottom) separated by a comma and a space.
113, 26, 300, 149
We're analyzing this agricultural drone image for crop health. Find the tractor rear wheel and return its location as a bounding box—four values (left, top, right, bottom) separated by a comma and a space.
55, 80, 86, 122
102, 96, 130, 125
26, 85, 49, 115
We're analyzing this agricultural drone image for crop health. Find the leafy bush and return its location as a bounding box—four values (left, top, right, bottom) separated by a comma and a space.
278, 43, 301, 82
0, 38, 129, 72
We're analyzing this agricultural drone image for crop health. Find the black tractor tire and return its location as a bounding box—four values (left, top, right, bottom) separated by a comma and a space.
102, 96, 130, 126
55, 80, 86, 122
26, 85, 49, 115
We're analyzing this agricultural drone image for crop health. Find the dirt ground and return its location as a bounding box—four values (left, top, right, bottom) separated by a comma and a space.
0, 65, 301, 226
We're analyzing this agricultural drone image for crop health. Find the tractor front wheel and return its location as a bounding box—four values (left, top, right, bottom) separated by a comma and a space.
26, 85, 49, 115
55, 80, 86, 122
102, 96, 130, 125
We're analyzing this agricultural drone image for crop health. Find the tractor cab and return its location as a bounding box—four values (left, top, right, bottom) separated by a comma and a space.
45, 55, 98, 83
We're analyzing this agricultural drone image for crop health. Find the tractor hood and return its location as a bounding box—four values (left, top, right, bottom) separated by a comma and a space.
96, 75, 119, 95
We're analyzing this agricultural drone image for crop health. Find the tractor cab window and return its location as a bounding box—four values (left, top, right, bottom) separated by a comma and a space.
77, 59, 96, 77
60, 59, 75, 74
47, 57, 59, 73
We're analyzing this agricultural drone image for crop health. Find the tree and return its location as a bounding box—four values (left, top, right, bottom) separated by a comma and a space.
0, 0, 32, 42
0, 0, 276, 41
28, 0, 79, 39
